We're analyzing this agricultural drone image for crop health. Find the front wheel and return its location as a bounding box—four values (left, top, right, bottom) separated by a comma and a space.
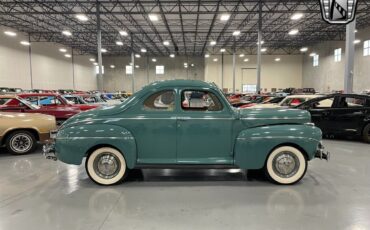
85, 147, 128, 185
362, 123, 370, 143
265, 146, 307, 185
6, 130, 37, 155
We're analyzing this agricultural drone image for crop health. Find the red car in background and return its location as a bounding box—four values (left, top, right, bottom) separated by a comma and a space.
18, 93, 100, 111
0, 95, 80, 125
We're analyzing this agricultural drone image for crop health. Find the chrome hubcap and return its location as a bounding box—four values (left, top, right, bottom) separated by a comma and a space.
272, 151, 300, 178
10, 134, 32, 153
93, 153, 121, 179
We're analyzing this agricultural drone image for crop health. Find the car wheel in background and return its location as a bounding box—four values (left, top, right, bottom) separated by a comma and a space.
6, 130, 37, 155
265, 146, 307, 185
362, 123, 370, 143
86, 147, 128, 185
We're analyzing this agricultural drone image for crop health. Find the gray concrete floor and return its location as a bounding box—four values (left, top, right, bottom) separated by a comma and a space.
0, 140, 369, 230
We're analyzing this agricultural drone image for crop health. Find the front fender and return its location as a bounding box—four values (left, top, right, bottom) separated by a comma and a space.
234, 124, 322, 169
55, 124, 136, 168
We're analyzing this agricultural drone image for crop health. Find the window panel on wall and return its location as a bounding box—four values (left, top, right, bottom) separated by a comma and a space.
364, 40, 370, 57
334, 48, 342, 62
126, 65, 132, 74
313, 54, 319, 67
156, 65, 164, 75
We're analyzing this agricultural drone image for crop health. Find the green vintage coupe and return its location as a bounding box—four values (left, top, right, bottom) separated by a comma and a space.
44, 80, 329, 185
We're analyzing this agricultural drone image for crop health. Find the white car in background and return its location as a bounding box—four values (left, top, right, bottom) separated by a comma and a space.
248, 94, 322, 108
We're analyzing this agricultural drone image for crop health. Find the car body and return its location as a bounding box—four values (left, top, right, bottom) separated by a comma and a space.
297, 94, 370, 143
0, 94, 80, 124
44, 80, 328, 186
18, 93, 100, 111
243, 96, 286, 108
250, 94, 321, 109
0, 112, 56, 154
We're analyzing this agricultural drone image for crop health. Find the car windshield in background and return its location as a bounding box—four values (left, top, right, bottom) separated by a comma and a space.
19, 97, 40, 110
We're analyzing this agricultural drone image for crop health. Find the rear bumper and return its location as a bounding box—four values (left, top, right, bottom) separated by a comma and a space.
43, 142, 57, 161
315, 142, 330, 161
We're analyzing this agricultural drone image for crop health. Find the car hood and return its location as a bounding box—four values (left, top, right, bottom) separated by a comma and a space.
238, 108, 311, 128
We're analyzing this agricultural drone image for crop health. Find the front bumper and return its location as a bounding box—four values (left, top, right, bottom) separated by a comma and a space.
43, 131, 58, 161
315, 142, 330, 161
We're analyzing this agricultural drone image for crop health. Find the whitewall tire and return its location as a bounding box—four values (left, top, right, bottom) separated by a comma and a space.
86, 147, 127, 185
265, 146, 307, 185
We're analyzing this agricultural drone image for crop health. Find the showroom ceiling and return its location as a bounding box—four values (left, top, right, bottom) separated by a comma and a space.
0, 0, 370, 56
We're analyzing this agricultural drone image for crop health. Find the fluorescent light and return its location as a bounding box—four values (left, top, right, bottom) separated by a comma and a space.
101, 48, 107, 53
62, 30, 72, 36
59, 48, 67, 53
213, 58, 218, 62
184, 65, 188, 68
288, 29, 299, 35
210, 40, 217, 46
354, 39, 361, 44
152, 58, 157, 62
205, 54, 210, 58
261, 48, 267, 52
300, 47, 308, 52
191, 64, 194, 67
163, 40, 170, 46
116, 41, 123, 46
148, 14, 159, 21
4, 31, 17, 37
184, 62, 188, 66
75, 14, 88, 21
233, 30, 241, 36
64, 54, 71, 58
135, 65, 140, 68
220, 14, 230, 21
110, 65, 115, 69
119, 30, 128, 36
93, 62, 98, 65
220, 48, 226, 53
243, 58, 249, 62
275, 57, 281, 62
89, 58, 95, 62
141, 48, 147, 53
20, 41, 30, 46
257, 40, 264, 45
170, 54, 175, 58
291, 13, 304, 20
309, 52, 316, 57
239, 54, 245, 57
135, 54, 141, 58
354, 29, 358, 33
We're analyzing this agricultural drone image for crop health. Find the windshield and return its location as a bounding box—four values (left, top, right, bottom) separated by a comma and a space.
18, 97, 40, 109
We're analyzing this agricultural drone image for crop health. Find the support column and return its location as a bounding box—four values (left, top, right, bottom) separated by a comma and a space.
344, 19, 356, 93
256, 1, 262, 94
131, 33, 135, 93
71, 48, 75, 90
146, 55, 149, 84
96, 2, 103, 91
28, 33, 33, 90
232, 38, 236, 93
221, 52, 224, 90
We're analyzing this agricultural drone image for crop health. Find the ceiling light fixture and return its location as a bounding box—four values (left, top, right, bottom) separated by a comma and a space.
163, 40, 170, 46
257, 40, 264, 45
152, 58, 157, 62
354, 39, 361, 44
4, 31, 17, 36
75, 14, 89, 21
220, 14, 230, 21
191, 64, 194, 67
261, 48, 267, 52
20, 41, 30, 46
233, 30, 241, 36
288, 29, 299, 35
110, 65, 115, 69
93, 62, 98, 66
239, 54, 245, 57
148, 14, 159, 21
243, 58, 249, 62
119, 30, 128, 36
59, 48, 67, 53
213, 58, 218, 62
62, 30, 72, 36
291, 13, 304, 20
64, 54, 72, 58
205, 54, 210, 58
309, 52, 316, 57
89, 58, 95, 62
220, 48, 226, 53
116, 41, 123, 46
300, 47, 308, 52
135, 54, 141, 58
141, 48, 147, 53
135, 65, 140, 68
101, 48, 107, 53
210, 40, 217, 46
275, 57, 281, 62
170, 54, 175, 58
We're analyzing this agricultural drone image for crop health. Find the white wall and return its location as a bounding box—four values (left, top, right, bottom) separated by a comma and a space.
205, 54, 303, 93
0, 26, 97, 91
302, 27, 370, 93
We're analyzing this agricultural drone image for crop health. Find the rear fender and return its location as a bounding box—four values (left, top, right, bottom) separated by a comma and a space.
234, 124, 322, 169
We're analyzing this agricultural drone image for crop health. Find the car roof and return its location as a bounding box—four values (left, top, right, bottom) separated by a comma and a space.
285, 94, 321, 99
142, 80, 217, 90
19, 93, 59, 96
0, 94, 17, 98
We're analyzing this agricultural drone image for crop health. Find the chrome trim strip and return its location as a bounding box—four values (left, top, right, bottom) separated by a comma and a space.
56, 137, 134, 140
241, 117, 307, 120
237, 136, 321, 142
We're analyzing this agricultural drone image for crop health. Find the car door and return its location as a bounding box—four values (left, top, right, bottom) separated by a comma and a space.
129, 90, 177, 164
330, 95, 368, 135
305, 96, 335, 134
176, 89, 234, 164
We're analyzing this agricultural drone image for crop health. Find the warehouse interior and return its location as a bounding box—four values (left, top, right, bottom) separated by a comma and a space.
0, 1, 370, 229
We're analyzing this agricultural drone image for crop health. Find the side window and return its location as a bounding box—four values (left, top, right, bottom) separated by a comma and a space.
310, 97, 334, 108
338, 97, 366, 108
181, 90, 223, 111
143, 90, 175, 111
24, 96, 39, 105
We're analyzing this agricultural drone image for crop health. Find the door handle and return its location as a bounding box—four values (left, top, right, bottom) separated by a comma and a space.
177, 116, 191, 121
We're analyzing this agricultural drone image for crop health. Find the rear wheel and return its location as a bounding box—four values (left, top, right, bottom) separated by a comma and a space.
6, 130, 37, 155
265, 146, 307, 185
362, 123, 370, 143
85, 147, 128, 185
